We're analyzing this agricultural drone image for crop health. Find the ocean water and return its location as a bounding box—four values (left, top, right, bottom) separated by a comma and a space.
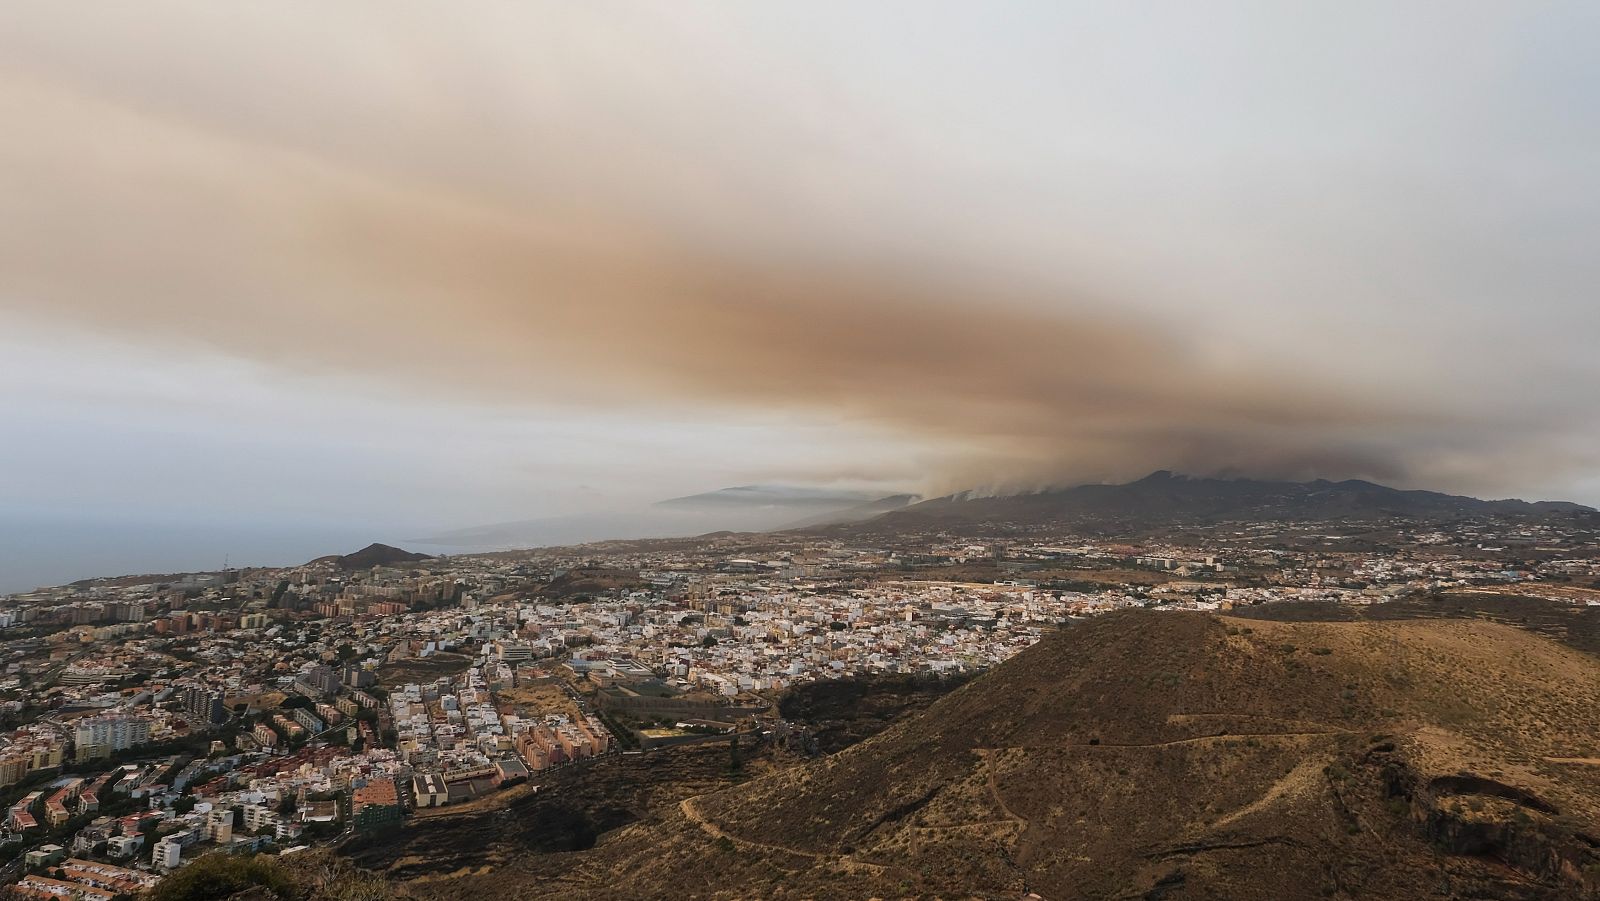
0, 512, 396, 594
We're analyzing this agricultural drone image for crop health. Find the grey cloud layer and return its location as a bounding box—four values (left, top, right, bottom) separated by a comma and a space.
3, 3, 1598, 501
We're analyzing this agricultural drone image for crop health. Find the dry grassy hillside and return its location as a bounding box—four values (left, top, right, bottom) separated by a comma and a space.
394, 611, 1600, 900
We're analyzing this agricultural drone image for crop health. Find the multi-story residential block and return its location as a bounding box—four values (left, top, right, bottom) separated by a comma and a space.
183, 686, 228, 727
252, 722, 279, 748
72, 716, 150, 758
351, 777, 400, 832
152, 838, 182, 869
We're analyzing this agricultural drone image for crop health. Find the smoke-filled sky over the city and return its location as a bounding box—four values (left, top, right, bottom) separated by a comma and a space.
4, 0, 1600, 560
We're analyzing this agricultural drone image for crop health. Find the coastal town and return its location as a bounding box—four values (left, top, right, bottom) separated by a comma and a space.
0, 511, 1597, 898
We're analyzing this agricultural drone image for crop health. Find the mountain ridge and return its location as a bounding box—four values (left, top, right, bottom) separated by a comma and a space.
837, 471, 1596, 534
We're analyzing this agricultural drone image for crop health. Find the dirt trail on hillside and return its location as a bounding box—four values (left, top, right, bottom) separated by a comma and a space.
679, 795, 896, 876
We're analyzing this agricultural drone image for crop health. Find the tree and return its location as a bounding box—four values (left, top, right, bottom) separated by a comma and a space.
701, 635, 718, 648
149, 853, 295, 901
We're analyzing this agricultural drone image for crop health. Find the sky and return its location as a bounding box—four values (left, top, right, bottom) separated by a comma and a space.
3, 2, 1600, 587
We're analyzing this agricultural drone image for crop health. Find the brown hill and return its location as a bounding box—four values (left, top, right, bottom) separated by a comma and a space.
407, 610, 1600, 900
308, 542, 430, 571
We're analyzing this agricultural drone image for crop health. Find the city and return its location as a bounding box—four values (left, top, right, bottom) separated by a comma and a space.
1, 505, 1597, 897
5, 3, 1600, 896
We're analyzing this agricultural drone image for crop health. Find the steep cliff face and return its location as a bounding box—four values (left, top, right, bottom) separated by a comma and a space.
1382, 763, 1600, 895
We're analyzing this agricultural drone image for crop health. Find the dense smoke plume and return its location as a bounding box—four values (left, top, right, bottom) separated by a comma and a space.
3, 3, 1597, 501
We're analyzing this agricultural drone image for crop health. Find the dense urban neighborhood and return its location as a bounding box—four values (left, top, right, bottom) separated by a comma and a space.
2, 501, 1599, 897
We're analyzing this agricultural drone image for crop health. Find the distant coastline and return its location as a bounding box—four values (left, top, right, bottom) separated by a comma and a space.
0, 513, 400, 595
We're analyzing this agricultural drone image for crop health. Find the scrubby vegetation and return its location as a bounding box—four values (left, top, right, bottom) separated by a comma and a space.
149, 853, 296, 901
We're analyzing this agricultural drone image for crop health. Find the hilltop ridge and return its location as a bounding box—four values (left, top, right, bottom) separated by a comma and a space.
403, 610, 1600, 900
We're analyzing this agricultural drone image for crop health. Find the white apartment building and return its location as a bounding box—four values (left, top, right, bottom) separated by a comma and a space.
72, 716, 150, 755
152, 839, 181, 869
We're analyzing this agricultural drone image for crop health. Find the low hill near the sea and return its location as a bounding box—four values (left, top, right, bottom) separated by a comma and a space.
308, 542, 430, 571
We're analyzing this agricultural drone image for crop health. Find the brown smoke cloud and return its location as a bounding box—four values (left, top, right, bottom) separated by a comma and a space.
0, 63, 1552, 498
